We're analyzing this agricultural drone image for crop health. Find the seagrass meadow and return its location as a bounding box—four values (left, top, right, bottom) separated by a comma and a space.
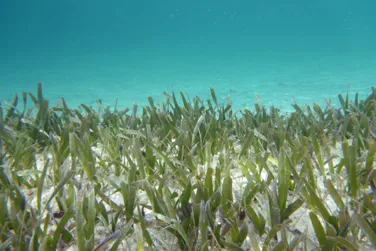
0, 84, 376, 251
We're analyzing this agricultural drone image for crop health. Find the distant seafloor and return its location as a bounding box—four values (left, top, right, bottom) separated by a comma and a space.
1, 41, 374, 114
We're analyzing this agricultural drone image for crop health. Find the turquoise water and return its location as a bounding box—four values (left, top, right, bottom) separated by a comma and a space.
1, 0, 375, 113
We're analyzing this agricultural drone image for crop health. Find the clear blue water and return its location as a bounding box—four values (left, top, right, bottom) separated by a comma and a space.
1, 0, 375, 113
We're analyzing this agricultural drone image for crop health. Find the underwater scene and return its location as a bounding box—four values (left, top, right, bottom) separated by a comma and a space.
1, 0, 376, 250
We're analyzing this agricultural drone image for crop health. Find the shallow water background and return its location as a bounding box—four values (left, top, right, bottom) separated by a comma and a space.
1, 0, 375, 112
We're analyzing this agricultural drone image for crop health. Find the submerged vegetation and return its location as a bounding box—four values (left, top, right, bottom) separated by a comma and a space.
0, 83, 375, 250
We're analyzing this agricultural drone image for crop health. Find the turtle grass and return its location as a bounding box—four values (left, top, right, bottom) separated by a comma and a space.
0, 83, 375, 250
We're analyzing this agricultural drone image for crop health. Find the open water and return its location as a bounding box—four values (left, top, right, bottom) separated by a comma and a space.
1, 0, 375, 113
